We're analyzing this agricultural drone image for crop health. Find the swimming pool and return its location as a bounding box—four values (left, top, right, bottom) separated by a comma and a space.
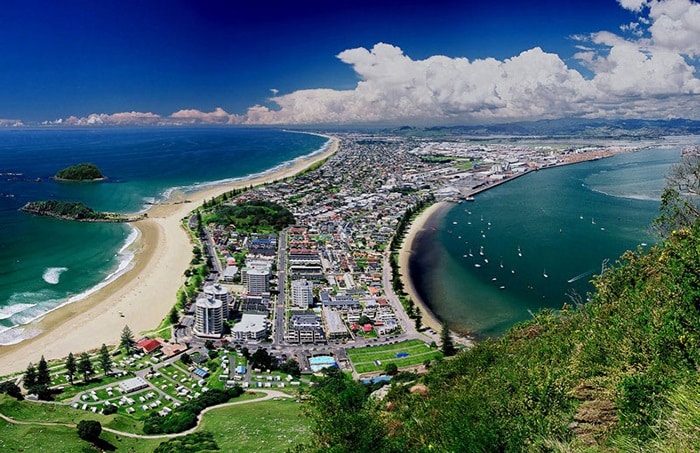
309, 355, 337, 372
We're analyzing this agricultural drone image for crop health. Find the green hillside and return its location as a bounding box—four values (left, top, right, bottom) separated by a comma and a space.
301, 224, 700, 452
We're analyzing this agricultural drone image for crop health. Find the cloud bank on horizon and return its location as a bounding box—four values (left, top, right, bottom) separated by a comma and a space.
50, 0, 700, 127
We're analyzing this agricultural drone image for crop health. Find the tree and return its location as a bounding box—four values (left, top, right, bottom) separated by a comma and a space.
99, 344, 113, 375
0, 380, 23, 400
414, 310, 423, 331
169, 306, 180, 325
304, 367, 390, 451
180, 352, 192, 365
103, 404, 118, 415
23, 363, 37, 390
280, 359, 301, 378
384, 362, 399, 376
37, 356, 51, 387
65, 352, 77, 385
77, 353, 95, 382
76, 420, 102, 442
250, 348, 276, 371
204, 339, 215, 350
655, 153, 700, 237
440, 321, 456, 357
119, 325, 135, 353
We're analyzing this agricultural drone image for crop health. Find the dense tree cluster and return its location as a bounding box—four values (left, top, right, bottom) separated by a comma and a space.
154, 431, 219, 452
23, 356, 52, 400
204, 200, 295, 233
143, 387, 243, 434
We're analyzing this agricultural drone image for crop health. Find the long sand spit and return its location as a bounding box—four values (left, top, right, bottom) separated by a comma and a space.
0, 137, 338, 377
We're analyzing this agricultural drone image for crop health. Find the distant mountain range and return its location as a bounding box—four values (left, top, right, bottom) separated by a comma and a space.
386, 118, 700, 139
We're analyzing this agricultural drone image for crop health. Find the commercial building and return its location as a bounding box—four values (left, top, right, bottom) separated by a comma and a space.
194, 296, 224, 338
231, 313, 269, 340
322, 306, 349, 340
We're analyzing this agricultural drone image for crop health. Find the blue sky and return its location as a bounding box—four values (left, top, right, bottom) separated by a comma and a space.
1, 0, 698, 125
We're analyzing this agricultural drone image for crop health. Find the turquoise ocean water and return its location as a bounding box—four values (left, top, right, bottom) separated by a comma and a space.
410, 141, 696, 338
0, 128, 328, 344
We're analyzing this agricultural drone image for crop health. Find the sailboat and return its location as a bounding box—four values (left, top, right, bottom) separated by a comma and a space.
543, 269, 549, 278
468, 249, 473, 257
479, 246, 484, 256
517, 246, 522, 257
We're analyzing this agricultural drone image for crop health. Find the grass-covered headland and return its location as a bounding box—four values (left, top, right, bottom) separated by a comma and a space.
21, 200, 140, 222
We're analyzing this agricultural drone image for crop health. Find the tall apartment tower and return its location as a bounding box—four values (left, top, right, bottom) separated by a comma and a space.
193, 296, 224, 338
291, 279, 313, 309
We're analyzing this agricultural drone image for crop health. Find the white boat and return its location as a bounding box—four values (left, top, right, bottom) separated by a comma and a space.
474, 263, 481, 268
518, 246, 522, 257
484, 258, 489, 264
479, 246, 484, 256
491, 277, 497, 281
500, 285, 506, 290
543, 269, 549, 278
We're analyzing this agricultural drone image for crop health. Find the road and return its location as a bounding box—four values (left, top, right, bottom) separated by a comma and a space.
272, 229, 288, 347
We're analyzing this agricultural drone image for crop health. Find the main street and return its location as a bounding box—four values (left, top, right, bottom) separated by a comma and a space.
272, 229, 288, 347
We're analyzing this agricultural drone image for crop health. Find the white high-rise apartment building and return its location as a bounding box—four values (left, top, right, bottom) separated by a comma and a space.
194, 296, 224, 338
291, 279, 313, 309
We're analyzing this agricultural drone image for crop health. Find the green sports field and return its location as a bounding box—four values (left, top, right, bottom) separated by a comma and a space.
346, 340, 443, 374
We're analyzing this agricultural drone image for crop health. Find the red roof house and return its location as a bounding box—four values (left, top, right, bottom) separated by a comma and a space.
136, 338, 161, 354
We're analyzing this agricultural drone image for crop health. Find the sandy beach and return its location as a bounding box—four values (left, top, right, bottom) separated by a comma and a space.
0, 137, 338, 377
398, 201, 451, 333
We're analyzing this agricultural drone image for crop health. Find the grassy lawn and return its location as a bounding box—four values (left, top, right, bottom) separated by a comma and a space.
200, 398, 310, 452
0, 416, 160, 452
346, 340, 443, 374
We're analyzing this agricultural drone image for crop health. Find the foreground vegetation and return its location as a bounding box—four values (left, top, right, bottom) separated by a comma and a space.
300, 220, 700, 451
0, 392, 306, 452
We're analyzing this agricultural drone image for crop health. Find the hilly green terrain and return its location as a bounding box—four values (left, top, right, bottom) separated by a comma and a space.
300, 224, 700, 452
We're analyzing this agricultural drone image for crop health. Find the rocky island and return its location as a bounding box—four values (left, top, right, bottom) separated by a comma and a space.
21, 200, 142, 222
54, 163, 105, 181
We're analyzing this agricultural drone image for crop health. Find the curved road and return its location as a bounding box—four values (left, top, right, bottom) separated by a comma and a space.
0, 389, 292, 440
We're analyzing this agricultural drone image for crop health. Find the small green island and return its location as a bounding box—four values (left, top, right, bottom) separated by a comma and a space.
54, 163, 105, 181
21, 200, 141, 222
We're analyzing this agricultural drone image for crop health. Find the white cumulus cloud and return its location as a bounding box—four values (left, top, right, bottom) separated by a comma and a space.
48, 0, 700, 126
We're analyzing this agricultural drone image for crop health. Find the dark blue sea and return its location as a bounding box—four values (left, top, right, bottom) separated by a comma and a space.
411, 139, 698, 337
0, 127, 328, 344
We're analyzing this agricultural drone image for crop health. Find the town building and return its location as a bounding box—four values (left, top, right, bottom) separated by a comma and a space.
231, 313, 269, 340
322, 306, 349, 340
